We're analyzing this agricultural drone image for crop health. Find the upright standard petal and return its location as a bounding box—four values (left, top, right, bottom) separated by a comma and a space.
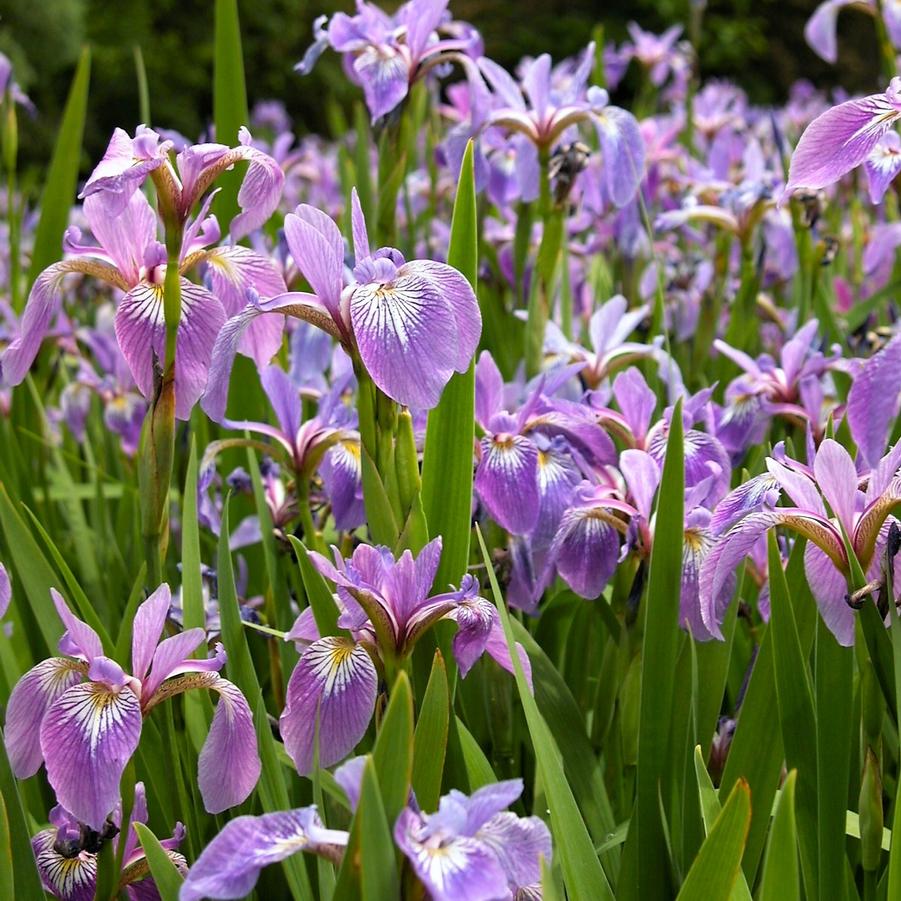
5, 658, 85, 777
0, 562, 10, 619
279, 637, 378, 775
848, 333, 901, 468
595, 105, 646, 207
130, 583, 172, 683
179, 808, 348, 901
40, 682, 142, 830
52, 589, 103, 662
197, 676, 262, 813
813, 439, 859, 535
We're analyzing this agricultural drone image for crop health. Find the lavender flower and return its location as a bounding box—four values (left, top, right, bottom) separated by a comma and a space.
395, 778, 551, 901
203, 190, 481, 413
31, 782, 186, 901
280, 538, 529, 774
4, 585, 260, 829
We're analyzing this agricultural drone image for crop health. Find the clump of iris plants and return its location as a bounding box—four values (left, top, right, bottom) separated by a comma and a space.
4, 0, 901, 898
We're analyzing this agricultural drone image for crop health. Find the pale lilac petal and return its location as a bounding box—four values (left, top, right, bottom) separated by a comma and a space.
350, 283, 455, 409
447, 596, 496, 677
813, 439, 859, 533
550, 507, 620, 598
401, 261, 481, 372
475, 435, 540, 534
394, 807, 509, 901
612, 366, 656, 440
864, 132, 901, 203
475, 351, 505, 428
261, 365, 301, 439
595, 106, 646, 207
230, 136, 286, 241
804, 543, 855, 646
786, 89, 901, 194
709, 474, 780, 535
4, 658, 85, 777
620, 449, 660, 520
848, 334, 901, 468
2, 262, 96, 387
179, 808, 348, 901
131, 584, 172, 683
203, 246, 287, 367
114, 279, 226, 420
40, 683, 142, 830
483, 621, 533, 691
284, 206, 344, 314
197, 676, 262, 813
350, 188, 371, 261
804, 0, 856, 63
52, 589, 103, 661
84, 192, 158, 285
766, 458, 825, 516
522, 54, 551, 122
334, 756, 366, 812
321, 441, 365, 531
201, 291, 331, 423
477, 812, 551, 890
0, 563, 10, 619
32, 828, 97, 901
353, 46, 410, 121
279, 637, 378, 775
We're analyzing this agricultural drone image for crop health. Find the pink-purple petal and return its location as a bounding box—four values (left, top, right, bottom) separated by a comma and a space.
279, 637, 378, 775
131, 583, 172, 683
40, 682, 142, 830
197, 676, 262, 813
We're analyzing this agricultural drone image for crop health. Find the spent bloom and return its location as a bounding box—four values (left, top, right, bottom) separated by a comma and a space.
4, 584, 260, 829
203, 189, 480, 413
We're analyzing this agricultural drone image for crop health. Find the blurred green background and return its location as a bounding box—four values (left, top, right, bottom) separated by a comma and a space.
0, 0, 883, 174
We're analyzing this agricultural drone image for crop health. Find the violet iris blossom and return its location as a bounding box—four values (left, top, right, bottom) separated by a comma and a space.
700, 439, 901, 645
32, 782, 186, 901
4, 584, 260, 830
1, 185, 284, 418
203, 190, 481, 414
395, 778, 552, 901
280, 538, 529, 775
297, 0, 481, 122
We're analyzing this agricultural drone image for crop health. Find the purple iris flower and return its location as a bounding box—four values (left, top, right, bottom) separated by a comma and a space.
31, 782, 186, 901
713, 319, 840, 452
79, 125, 283, 238
179, 806, 347, 901
474, 351, 616, 536
4, 584, 260, 830
1, 177, 285, 417
203, 190, 481, 414
624, 22, 685, 87
202, 364, 364, 532
700, 439, 901, 646
280, 537, 529, 774
848, 331, 901, 468
395, 778, 551, 901
297, 0, 481, 122
463, 44, 646, 207
784, 77, 901, 200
